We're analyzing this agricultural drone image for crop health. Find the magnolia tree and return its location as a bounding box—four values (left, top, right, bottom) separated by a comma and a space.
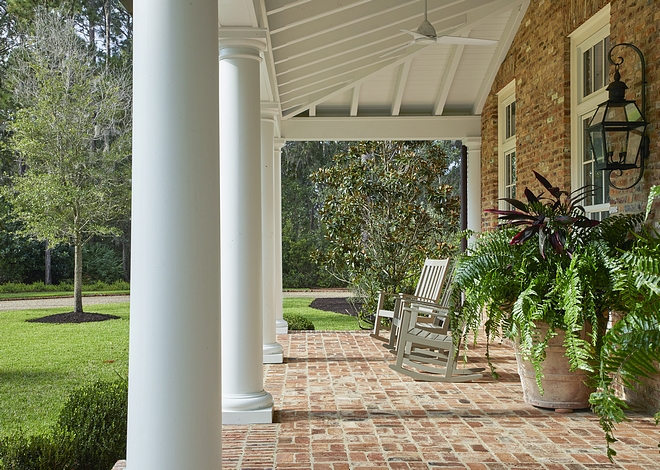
311, 141, 460, 320
5, 11, 131, 313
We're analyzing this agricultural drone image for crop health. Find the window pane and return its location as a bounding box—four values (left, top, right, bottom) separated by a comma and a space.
510, 101, 516, 137
594, 40, 603, 91
583, 48, 592, 97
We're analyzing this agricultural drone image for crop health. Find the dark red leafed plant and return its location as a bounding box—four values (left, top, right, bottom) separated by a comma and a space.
485, 171, 600, 257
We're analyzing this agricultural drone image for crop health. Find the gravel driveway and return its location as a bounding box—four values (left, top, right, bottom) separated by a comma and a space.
0, 290, 350, 311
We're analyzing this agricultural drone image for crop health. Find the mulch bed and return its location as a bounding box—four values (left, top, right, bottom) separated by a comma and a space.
27, 298, 358, 323
27, 311, 120, 324
309, 297, 363, 316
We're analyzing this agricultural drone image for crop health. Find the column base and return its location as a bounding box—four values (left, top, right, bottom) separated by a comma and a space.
276, 319, 288, 335
263, 342, 283, 364
222, 405, 273, 424
222, 391, 274, 424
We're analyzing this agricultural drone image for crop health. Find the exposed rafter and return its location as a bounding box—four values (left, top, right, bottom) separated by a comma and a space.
222, 0, 531, 136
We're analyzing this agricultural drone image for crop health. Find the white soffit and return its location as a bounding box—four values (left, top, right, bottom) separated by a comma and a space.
219, 0, 530, 140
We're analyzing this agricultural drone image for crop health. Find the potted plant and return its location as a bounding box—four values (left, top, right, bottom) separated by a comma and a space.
590, 185, 660, 459
452, 171, 641, 405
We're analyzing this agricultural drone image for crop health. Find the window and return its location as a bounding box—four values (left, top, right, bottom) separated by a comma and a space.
570, 5, 610, 219
498, 80, 516, 209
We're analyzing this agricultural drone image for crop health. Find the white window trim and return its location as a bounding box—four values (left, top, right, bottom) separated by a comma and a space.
497, 79, 516, 209
569, 4, 610, 215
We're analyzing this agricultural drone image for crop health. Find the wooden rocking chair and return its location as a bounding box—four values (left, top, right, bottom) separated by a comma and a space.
388, 298, 484, 383
370, 258, 451, 344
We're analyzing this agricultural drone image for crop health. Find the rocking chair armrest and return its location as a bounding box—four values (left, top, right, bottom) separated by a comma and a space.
398, 293, 436, 303
400, 299, 452, 333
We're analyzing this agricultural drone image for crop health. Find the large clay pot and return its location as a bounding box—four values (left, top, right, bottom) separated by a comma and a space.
514, 324, 594, 411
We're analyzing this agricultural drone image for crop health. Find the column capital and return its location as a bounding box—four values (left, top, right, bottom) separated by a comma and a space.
218, 28, 267, 60
463, 137, 482, 152
261, 102, 280, 121
274, 138, 286, 152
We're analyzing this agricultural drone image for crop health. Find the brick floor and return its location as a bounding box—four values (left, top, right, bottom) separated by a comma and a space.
114, 331, 660, 469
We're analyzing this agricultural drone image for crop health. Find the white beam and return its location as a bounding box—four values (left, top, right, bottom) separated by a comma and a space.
433, 43, 465, 115
391, 60, 412, 116
280, 115, 481, 141
273, 14, 465, 65
267, 0, 311, 16
268, 0, 370, 34
278, 55, 396, 97
350, 84, 360, 116
269, 0, 418, 50
281, 46, 428, 116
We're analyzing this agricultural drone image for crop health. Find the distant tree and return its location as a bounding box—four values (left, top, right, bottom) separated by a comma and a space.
4, 10, 131, 312
281, 141, 349, 287
311, 141, 460, 319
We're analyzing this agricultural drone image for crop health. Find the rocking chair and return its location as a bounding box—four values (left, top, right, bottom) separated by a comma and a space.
370, 258, 451, 344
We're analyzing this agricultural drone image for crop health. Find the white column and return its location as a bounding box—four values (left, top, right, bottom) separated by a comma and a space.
464, 137, 482, 237
261, 107, 283, 363
219, 32, 273, 424
128, 1, 220, 469
274, 139, 287, 334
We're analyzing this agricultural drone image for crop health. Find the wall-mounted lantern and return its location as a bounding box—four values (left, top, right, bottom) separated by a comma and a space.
587, 43, 648, 190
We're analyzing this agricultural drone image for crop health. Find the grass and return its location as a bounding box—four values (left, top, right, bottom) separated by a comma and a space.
0, 303, 130, 437
0, 296, 361, 437
283, 298, 363, 331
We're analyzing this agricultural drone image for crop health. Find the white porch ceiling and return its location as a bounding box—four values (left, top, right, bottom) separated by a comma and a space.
219, 0, 530, 140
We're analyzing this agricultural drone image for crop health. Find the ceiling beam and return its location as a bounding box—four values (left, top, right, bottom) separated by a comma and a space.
433, 43, 465, 115
266, 0, 311, 16
267, 0, 370, 34
272, 7, 470, 64
350, 85, 360, 116
269, 0, 418, 50
280, 115, 482, 141
277, 55, 395, 96
391, 60, 412, 116
281, 46, 428, 116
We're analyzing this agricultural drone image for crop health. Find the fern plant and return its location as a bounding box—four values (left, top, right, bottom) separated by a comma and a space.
591, 193, 660, 460
452, 173, 651, 460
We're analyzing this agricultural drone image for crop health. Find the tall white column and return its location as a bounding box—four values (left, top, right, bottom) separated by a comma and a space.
464, 137, 482, 236
128, 1, 220, 469
261, 108, 283, 363
219, 32, 273, 424
274, 139, 287, 335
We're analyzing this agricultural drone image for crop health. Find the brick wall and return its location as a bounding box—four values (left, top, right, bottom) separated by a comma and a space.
480, 0, 660, 411
481, 0, 659, 226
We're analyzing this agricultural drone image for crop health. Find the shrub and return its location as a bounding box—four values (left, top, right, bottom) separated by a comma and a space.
55, 380, 128, 470
0, 380, 127, 470
82, 243, 124, 283
0, 433, 72, 470
283, 312, 315, 330
0, 280, 129, 294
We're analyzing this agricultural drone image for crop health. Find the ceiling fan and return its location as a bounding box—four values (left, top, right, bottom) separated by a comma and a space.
401, 0, 497, 46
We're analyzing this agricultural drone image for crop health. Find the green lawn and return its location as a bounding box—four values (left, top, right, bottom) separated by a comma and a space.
0, 297, 360, 436
0, 303, 130, 437
283, 297, 362, 331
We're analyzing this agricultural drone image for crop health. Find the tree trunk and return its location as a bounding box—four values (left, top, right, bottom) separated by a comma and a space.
74, 241, 83, 313
122, 225, 130, 282
44, 241, 52, 285
104, 0, 111, 67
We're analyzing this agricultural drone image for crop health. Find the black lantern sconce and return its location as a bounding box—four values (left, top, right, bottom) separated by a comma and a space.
587, 43, 649, 190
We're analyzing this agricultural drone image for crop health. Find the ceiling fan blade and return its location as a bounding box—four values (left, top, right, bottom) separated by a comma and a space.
435, 36, 497, 46
401, 28, 429, 40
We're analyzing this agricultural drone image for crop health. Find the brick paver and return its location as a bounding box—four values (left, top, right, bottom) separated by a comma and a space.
114, 331, 660, 469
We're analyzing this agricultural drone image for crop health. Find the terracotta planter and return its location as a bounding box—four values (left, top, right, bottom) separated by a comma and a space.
514, 324, 594, 411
